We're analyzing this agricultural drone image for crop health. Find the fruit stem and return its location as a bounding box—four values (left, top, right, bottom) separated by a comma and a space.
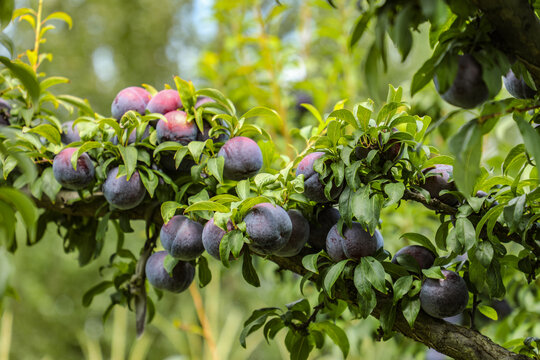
189, 284, 219, 360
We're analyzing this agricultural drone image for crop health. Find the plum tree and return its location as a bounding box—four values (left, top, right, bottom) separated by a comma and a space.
52, 148, 95, 190
308, 207, 340, 251
146, 89, 182, 114
295, 152, 342, 203
60, 121, 81, 144
201, 218, 234, 260
244, 203, 292, 255
420, 164, 458, 206
102, 167, 146, 210
145, 251, 195, 293
419, 269, 469, 319
274, 209, 310, 257
156, 110, 198, 145
0, 99, 11, 126
325, 223, 380, 262
160, 215, 204, 261
218, 136, 263, 181
392, 245, 436, 270
435, 54, 490, 109
503, 70, 536, 99
111, 86, 152, 120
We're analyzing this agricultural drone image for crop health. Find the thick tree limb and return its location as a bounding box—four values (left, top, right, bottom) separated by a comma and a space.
470, 0, 540, 86
29, 189, 532, 360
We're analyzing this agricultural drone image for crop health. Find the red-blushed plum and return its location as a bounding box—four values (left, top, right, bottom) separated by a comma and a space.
156, 110, 198, 145
61, 121, 81, 144
308, 207, 340, 251
146, 89, 182, 115
0, 99, 11, 126
503, 70, 536, 99
218, 136, 263, 181
392, 245, 436, 269
420, 269, 469, 318
145, 251, 195, 293
160, 215, 204, 261
326, 223, 380, 262
111, 86, 152, 120
102, 167, 146, 210
296, 152, 342, 203
52, 148, 95, 190
434, 54, 490, 109
202, 218, 234, 260
274, 209, 310, 257
420, 164, 458, 206
245, 203, 292, 255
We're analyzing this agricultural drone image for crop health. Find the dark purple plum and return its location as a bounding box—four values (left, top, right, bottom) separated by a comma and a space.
218, 137, 263, 181
503, 70, 536, 99
111, 86, 152, 120
146, 89, 182, 115
392, 245, 436, 270
245, 203, 292, 255
202, 218, 234, 260
296, 152, 342, 203
274, 209, 310, 257
420, 269, 469, 318
160, 215, 204, 261
294, 92, 313, 115
420, 165, 458, 206
102, 167, 146, 210
156, 110, 198, 145
434, 54, 490, 109
308, 207, 340, 251
60, 121, 81, 144
145, 251, 195, 293
0, 99, 11, 126
52, 148, 95, 190
326, 223, 380, 262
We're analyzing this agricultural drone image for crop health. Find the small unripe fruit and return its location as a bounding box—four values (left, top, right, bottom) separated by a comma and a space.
145, 251, 195, 293
245, 203, 292, 255
102, 167, 146, 210
160, 215, 204, 261
218, 137, 263, 181
52, 148, 95, 190
111, 86, 151, 120
420, 269, 469, 318
146, 89, 182, 115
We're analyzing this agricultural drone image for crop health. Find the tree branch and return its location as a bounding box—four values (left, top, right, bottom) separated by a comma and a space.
29, 190, 532, 360
470, 0, 540, 86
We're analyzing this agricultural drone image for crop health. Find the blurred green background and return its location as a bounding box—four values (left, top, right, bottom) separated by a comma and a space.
0, 0, 538, 359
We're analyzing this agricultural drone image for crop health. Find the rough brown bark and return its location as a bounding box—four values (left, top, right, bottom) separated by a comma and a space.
470, 0, 540, 86
29, 190, 531, 360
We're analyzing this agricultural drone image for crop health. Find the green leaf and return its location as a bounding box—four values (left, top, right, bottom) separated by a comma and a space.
302, 253, 320, 274
0, 187, 38, 241
163, 254, 180, 275
393, 275, 413, 303
0, 56, 40, 105
57, 94, 93, 116
82, 281, 113, 307
324, 259, 349, 297
310, 322, 349, 358
184, 201, 229, 213
26, 124, 61, 145
449, 120, 482, 197
360, 256, 387, 293
0, 32, 14, 57
401, 297, 421, 328
242, 106, 281, 125
43, 11, 72, 29
174, 76, 195, 110
240, 308, 279, 348
400, 233, 437, 255
351, 186, 382, 234
289, 333, 314, 360
153, 141, 183, 155
329, 109, 358, 129
384, 182, 405, 206
236, 180, 250, 200
514, 115, 540, 176
349, 11, 372, 49
207, 156, 224, 183
353, 264, 377, 318
118, 145, 138, 180
242, 251, 260, 287
197, 256, 212, 288
454, 217, 476, 252
422, 266, 445, 279
187, 141, 206, 163
161, 201, 182, 224
0, 0, 14, 29
478, 305, 498, 321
